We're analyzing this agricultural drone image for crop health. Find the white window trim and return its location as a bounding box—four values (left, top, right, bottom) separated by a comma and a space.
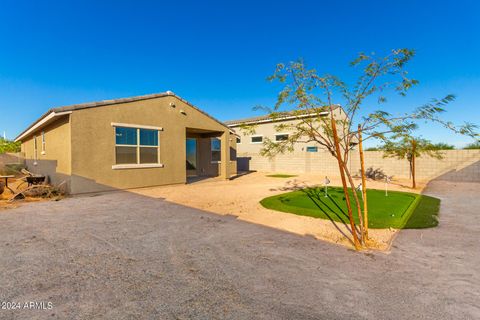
250, 135, 264, 144
112, 163, 164, 170
113, 124, 163, 168
210, 137, 221, 164
275, 133, 289, 142
111, 122, 163, 131
41, 131, 46, 155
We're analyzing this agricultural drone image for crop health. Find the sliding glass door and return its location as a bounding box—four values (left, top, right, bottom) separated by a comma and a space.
186, 138, 197, 176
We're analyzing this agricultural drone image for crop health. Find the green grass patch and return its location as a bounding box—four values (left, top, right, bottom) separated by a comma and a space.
260, 187, 440, 229
266, 174, 298, 178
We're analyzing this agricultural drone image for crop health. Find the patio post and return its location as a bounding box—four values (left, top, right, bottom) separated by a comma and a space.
220, 131, 230, 179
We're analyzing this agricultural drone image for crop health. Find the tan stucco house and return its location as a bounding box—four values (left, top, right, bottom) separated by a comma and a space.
225, 107, 350, 172
225, 106, 348, 154
15, 91, 237, 194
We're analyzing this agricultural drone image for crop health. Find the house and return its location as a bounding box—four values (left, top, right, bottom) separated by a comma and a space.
15, 92, 237, 194
225, 106, 348, 154
225, 106, 351, 172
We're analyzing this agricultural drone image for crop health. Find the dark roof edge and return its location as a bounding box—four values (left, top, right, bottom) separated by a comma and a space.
225, 105, 341, 127
15, 91, 230, 141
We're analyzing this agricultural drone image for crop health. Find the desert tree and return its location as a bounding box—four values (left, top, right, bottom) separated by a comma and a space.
431, 142, 455, 150
381, 137, 447, 188
0, 138, 21, 154
464, 141, 480, 149
246, 49, 477, 249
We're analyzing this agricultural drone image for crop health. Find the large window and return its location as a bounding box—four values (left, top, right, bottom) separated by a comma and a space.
115, 126, 160, 166
211, 138, 221, 163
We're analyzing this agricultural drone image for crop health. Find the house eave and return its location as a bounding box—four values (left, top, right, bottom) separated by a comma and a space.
226, 111, 330, 127
14, 111, 72, 142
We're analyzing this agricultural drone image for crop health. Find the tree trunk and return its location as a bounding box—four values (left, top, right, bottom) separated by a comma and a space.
341, 161, 364, 245
329, 106, 361, 249
358, 125, 368, 240
411, 140, 416, 189
409, 159, 412, 180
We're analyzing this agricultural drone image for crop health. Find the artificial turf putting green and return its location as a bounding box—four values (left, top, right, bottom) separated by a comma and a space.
266, 174, 298, 178
260, 187, 440, 229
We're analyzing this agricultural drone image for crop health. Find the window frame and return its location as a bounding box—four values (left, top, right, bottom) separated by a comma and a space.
275, 133, 289, 142
250, 135, 263, 144
33, 135, 38, 164
236, 137, 241, 144
41, 131, 46, 155
210, 137, 221, 164
306, 146, 318, 152
111, 123, 164, 170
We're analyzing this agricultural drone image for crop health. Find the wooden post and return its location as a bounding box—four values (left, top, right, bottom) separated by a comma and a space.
411, 139, 416, 189
330, 106, 361, 249
358, 125, 368, 240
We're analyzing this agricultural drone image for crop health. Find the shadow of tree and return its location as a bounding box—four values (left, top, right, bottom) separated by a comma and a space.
302, 190, 354, 246
269, 179, 359, 245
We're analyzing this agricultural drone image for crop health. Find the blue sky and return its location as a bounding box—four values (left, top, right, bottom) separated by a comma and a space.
1, 0, 479, 147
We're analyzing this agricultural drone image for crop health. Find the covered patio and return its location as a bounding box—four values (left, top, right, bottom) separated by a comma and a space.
185, 128, 235, 181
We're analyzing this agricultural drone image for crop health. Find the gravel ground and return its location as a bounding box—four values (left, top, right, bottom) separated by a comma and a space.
133, 172, 426, 250
0, 180, 478, 319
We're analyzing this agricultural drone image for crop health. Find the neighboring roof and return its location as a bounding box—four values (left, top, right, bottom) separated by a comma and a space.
15, 91, 230, 141
225, 106, 339, 127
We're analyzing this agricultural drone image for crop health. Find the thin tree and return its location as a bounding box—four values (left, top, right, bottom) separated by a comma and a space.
381, 137, 448, 189
245, 49, 477, 249
358, 124, 368, 240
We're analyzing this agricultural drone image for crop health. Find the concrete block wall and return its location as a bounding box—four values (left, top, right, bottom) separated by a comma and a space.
238, 149, 480, 182
0, 152, 24, 176
0, 152, 23, 167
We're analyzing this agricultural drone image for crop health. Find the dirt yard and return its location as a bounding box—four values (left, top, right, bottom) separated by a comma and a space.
1, 172, 426, 250
0, 178, 48, 210
0, 179, 478, 319
132, 172, 427, 250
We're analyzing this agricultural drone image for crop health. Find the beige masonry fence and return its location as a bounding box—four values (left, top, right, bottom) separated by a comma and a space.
238, 149, 480, 182
0, 152, 24, 170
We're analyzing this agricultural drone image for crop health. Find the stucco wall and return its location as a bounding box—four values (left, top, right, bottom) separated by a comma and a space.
239, 149, 480, 182
69, 96, 232, 194
21, 116, 72, 189
231, 107, 347, 154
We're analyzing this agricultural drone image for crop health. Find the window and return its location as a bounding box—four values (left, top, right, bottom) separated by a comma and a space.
236, 137, 241, 144
275, 134, 289, 142
306, 146, 318, 152
139, 129, 159, 164
41, 131, 46, 154
33, 135, 38, 163
211, 138, 221, 163
230, 146, 237, 161
115, 127, 138, 164
114, 126, 161, 167
251, 136, 263, 144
